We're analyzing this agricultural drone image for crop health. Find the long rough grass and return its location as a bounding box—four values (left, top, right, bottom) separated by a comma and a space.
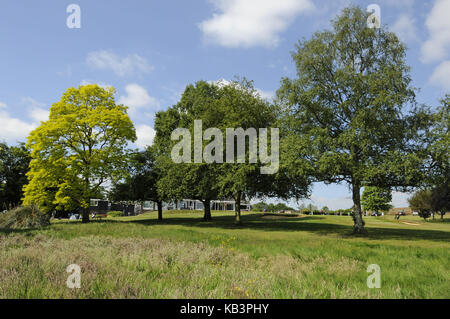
0, 211, 448, 298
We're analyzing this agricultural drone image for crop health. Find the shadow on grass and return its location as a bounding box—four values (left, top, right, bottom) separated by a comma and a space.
3, 213, 448, 243
0, 226, 51, 235
122, 213, 450, 243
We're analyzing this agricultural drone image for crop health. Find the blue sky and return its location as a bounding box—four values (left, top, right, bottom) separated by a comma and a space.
0, 0, 448, 209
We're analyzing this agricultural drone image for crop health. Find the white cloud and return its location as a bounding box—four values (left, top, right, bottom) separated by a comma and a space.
21, 97, 45, 109
210, 79, 275, 101
118, 84, 160, 114
379, 0, 414, 9
80, 80, 112, 89
87, 50, 154, 76
21, 97, 49, 123
199, 0, 314, 48
391, 14, 418, 43
135, 124, 156, 149
390, 191, 413, 209
0, 97, 50, 143
421, 0, 450, 63
256, 89, 275, 101
29, 107, 50, 123
0, 110, 36, 144
430, 60, 450, 90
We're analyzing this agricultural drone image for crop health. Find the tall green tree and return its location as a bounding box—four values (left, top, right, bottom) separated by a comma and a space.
154, 81, 223, 221
0, 142, 31, 210
23, 84, 136, 222
425, 95, 449, 187
421, 96, 449, 219
109, 146, 165, 220
214, 79, 309, 223
361, 187, 392, 214
155, 79, 310, 223
277, 6, 426, 234
408, 189, 433, 220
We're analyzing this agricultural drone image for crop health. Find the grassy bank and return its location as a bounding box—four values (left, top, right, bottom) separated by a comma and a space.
0, 211, 448, 298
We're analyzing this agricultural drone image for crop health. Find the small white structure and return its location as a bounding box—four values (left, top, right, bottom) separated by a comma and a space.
144, 199, 251, 211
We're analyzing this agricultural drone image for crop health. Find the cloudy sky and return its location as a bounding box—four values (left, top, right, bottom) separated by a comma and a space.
0, 0, 448, 209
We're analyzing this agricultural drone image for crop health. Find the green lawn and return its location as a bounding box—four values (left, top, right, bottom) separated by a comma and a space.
0, 211, 449, 298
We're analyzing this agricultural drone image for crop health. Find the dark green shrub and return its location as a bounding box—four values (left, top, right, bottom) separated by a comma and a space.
0, 206, 50, 229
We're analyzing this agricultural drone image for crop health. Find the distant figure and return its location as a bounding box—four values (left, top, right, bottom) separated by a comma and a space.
395, 211, 404, 220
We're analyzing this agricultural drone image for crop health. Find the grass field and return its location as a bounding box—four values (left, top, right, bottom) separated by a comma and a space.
0, 210, 449, 298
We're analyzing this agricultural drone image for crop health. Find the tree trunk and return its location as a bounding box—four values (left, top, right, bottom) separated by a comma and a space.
203, 199, 212, 221
235, 192, 242, 224
82, 176, 90, 223
351, 181, 366, 235
82, 206, 90, 223
157, 201, 163, 220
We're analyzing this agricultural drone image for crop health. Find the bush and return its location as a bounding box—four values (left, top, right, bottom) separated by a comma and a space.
0, 206, 50, 229
108, 211, 123, 217
418, 210, 432, 221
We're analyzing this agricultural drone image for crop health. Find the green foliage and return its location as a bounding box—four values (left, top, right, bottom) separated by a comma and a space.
0, 205, 50, 229
107, 211, 123, 217
154, 81, 225, 220
277, 6, 427, 234
409, 186, 449, 220
424, 95, 449, 188
409, 189, 433, 220
0, 142, 31, 210
154, 79, 310, 223
110, 146, 161, 204
23, 85, 136, 222
252, 202, 294, 212
361, 187, 392, 213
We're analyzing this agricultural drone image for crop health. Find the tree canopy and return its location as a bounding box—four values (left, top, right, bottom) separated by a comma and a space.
361, 186, 392, 213
0, 142, 30, 210
23, 84, 136, 222
154, 79, 310, 223
277, 6, 427, 234
109, 146, 165, 220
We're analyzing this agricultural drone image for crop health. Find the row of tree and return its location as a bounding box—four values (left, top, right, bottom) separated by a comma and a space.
0, 143, 30, 210
252, 202, 295, 212
1, 6, 446, 235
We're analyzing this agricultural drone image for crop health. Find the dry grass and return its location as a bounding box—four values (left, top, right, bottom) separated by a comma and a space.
0, 212, 448, 298
0, 233, 377, 298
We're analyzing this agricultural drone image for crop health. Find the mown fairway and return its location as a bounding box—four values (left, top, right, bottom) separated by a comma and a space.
0, 211, 449, 298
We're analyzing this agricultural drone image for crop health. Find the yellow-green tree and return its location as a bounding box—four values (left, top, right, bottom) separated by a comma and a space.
23, 85, 136, 222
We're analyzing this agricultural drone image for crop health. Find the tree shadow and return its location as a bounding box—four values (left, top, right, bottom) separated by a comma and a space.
0, 227, 44, 235
125, 213, 450, 243
2, 213, 448, 243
